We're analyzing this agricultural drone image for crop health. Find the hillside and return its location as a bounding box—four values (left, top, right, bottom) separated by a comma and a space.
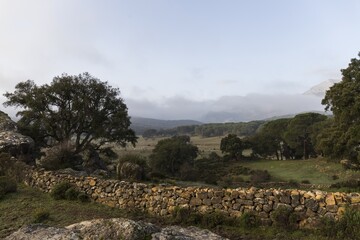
130, 117, 203, 134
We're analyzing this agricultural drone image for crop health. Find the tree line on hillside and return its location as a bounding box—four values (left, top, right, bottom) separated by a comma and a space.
142, 120, 265, 138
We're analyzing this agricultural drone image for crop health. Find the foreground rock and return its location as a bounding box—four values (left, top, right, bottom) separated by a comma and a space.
5, 218, 228, 240
66, 218, 159, 240
152, 226, 227, 240
5, 224, 79, 240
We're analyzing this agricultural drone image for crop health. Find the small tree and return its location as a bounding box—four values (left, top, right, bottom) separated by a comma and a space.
4, 73, 137, 159
149, 136, 198, 177
220, 134, 243, 160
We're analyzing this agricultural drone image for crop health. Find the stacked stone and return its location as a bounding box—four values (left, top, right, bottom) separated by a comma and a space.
24, 168, 360, 228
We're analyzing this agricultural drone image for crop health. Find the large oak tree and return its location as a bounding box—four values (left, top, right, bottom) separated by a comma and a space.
4, 73, 137, 155
322, 52, 360, 163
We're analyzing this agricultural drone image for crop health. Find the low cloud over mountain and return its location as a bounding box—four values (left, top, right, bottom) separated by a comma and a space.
126, 93, 325, 123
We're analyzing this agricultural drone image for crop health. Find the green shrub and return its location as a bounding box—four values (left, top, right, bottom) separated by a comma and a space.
65, 187, 80, 200
301, 179, 311, 184
39, 142, 81, 170
270, 205, 298, 230
77, 192, 90, 202
50, 182, 73, 200
200, 211, 228, 228
0, 153, 27, 182
250, 170, 271, 183
320, 207, 360, 240
32, 209, 50, 223
117, 154, 149, 181
330, 180, 360, 191
0, 176, 17, 198
238, 212, 259, 228
171, 207, 192, 224
288, 179, 300, 188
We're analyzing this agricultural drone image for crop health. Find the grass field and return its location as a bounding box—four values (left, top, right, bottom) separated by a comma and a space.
239, 158, 360, 186
0, 184, 149, 238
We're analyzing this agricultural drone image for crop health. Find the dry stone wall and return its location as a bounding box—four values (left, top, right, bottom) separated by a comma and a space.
24, 168, 360, 228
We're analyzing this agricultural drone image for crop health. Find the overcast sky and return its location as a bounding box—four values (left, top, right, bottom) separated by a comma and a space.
1, 1, 359, 121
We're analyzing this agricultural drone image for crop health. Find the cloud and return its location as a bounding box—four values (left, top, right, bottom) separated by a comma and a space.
125, 93, 325, 122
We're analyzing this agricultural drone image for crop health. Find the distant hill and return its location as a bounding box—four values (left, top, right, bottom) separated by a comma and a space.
130, 117, 203, 134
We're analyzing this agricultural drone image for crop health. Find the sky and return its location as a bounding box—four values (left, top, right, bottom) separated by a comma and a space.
1, 0, 360, 121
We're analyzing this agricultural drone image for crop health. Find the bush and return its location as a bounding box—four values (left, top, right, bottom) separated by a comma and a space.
0, 153, 28, 182
0, 176, 17, 198
270, 205, 298, 230
179, 162, 199, 181
301, 179, 311, 184
77, 192, 90, 202
32, 209, 50, 223
330, 180, 360, 191
332, 175, 339, 180
200, 211, 228, 228
117, 154, 148, 181
50, 182, 73, 200
320, 207, 360, 240
238, 212, 259, 228
65, 187, 80, 200
288, 179, 300, 188
39, 142, 81, 170
250, 170, 271, 183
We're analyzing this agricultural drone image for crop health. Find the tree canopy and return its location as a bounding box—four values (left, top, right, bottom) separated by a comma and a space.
321, 52, 360, 163
220, 134, 244, 160
149, 136, 198, 176
4, 73, 137, 154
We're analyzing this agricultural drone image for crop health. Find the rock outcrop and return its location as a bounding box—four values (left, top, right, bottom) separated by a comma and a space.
0, 111, 34, 158
5, 218, 228, 240
5, 224, 79, 240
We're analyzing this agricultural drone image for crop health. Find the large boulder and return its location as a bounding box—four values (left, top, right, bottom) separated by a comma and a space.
81, 147, 108, 174
0, 111, 17, 131
5, 218, 228, 240
66, 218, 159, 240
5, 224, 79, 240
117, 161, 144, 181
152, 226, 228, 240
0, 111, 34, 159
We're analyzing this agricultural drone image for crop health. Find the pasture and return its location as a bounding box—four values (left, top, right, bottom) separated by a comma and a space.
111, 135, 360, 188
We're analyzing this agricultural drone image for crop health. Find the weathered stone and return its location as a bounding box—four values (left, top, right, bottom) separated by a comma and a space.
211, 197, 222, 204
305, 199, 319, 212
263, 204, 273, 213
190, 197, 202, 206
152, 226, 228, 240
349, 194, 360, 204
294, 205, 305, 212
196, 192, 208, 200
89, 179, 96, 187
325, 194, 336, 205
304, 191, 315, 199
5, 224, 80, 240
326, 204, 339, 213
237, 199, 254, 206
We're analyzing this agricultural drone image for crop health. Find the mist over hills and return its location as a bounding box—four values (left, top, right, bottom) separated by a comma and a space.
127, 94, 325, 123
127, 80, 337, 124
